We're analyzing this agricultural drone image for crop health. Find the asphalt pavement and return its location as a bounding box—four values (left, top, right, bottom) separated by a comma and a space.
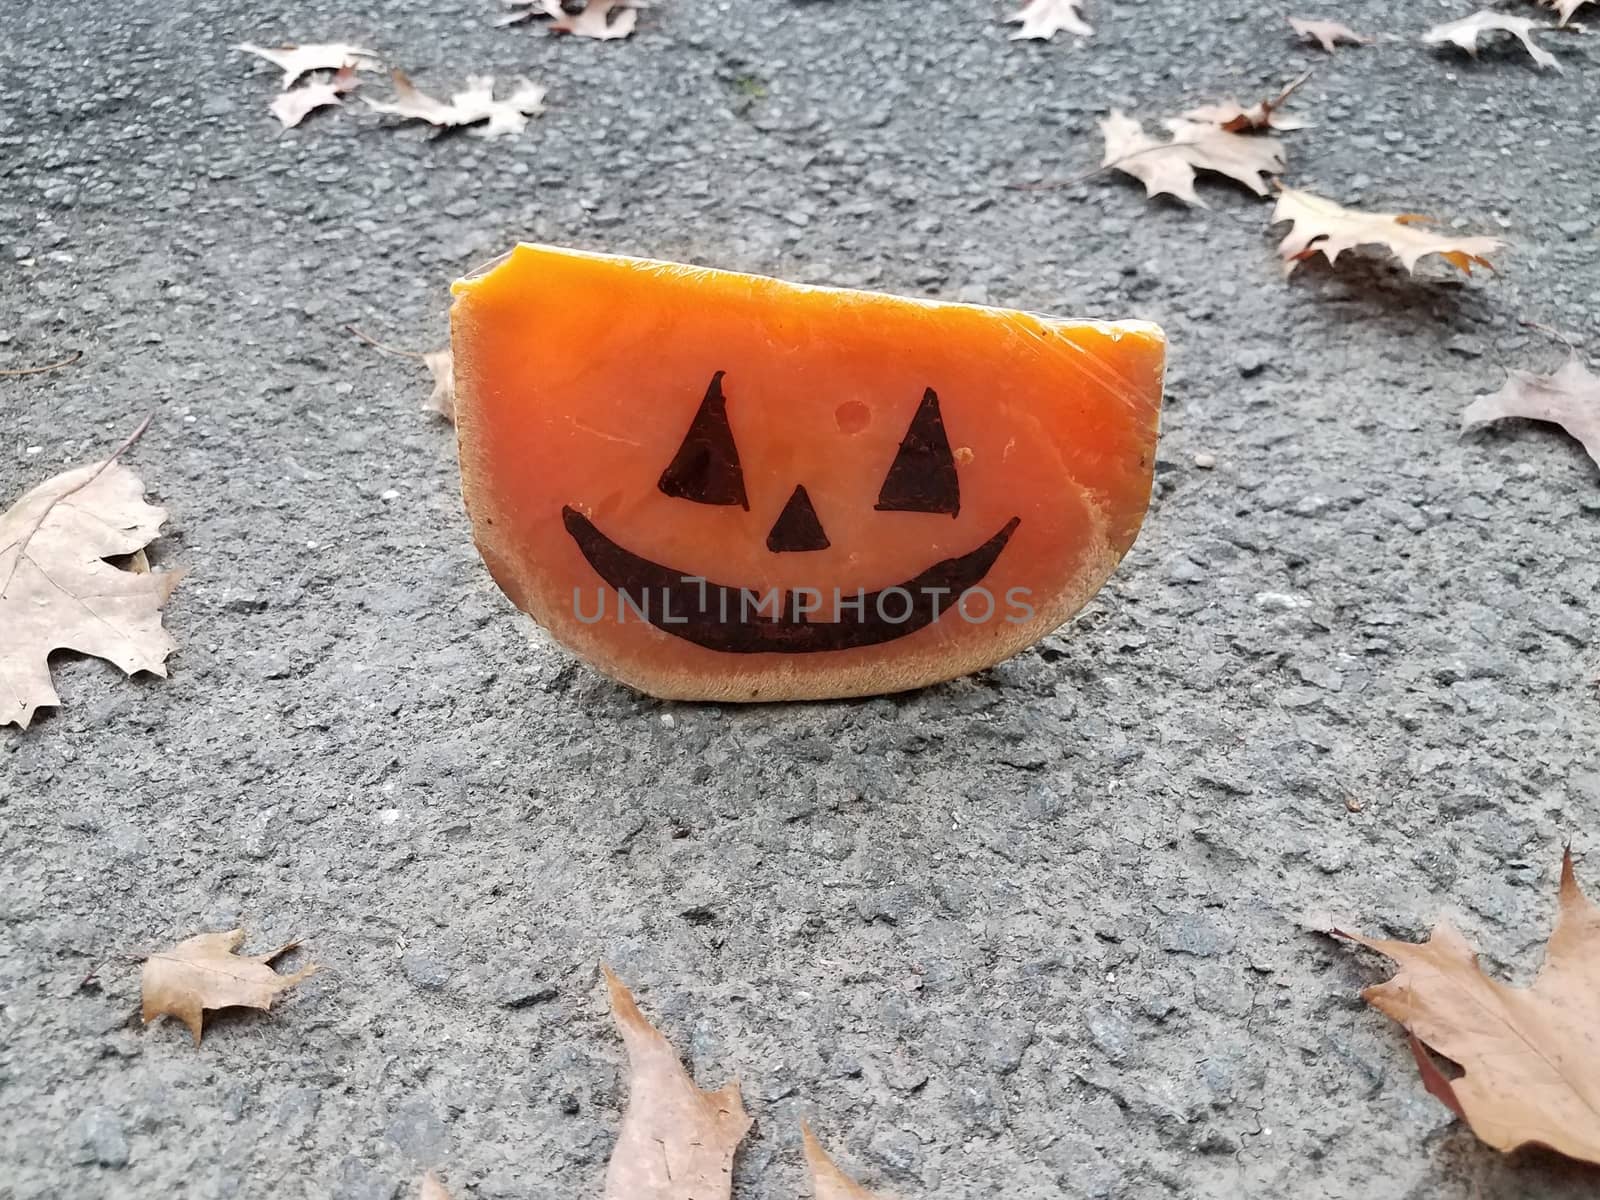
3, 1, 1599, 1197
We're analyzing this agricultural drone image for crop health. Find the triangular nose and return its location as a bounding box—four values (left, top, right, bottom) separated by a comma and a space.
766, 485, 830, 552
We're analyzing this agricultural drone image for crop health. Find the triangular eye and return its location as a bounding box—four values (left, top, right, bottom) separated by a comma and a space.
658, 371, 748, 509
875, 387, 960, 517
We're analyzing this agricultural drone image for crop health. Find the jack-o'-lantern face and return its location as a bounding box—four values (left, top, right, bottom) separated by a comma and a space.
450, 242, 1164, 702
562, 371, 1020, 653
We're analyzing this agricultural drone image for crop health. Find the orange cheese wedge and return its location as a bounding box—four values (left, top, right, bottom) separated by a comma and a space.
451, 245, 1164, 701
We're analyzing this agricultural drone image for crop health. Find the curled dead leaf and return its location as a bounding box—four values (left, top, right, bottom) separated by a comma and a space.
1182, 101, 1308, 134
236, 42, 380, 88
141, 929, 318, 1045
396, 978, 879, 1199
1338, 850, 1600, 1164
1462, 355, 1600, 474
365, 71, 546, 139
1183, 70, 1313, 132
1423, 10, 1561, 70
603, 965, 751, 1200
1100, 111, 1285, 206
271, 65, 360, 129
1006, 0, 1093, 40
1289, 16, 1373, 53
422, 349, 456, 422
1270, 186, 1504, 277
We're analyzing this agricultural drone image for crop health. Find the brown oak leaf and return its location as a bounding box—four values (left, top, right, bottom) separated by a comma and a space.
1183, 70, 1312, 132
803, 1125, 885, 1199
1007, 0, 1093, 40
408, 978, 876, 1198
1423, 10, 1560, 70
1462, 355, 1600, 474
1339, 851, 1600, 1164
365, 71, 546, 139
270, 65, 360, 129
141, 929, 318, 1045
1100, 111, 1285, 206
236, 42, 380, 88
604, 966, 751, 1200
1289, 17, 1373, 53
1270, 187, 1504, 276
1, 427, 182, 729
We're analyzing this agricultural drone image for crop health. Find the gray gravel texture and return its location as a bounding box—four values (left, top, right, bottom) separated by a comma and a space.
3, 0, 1600, 1198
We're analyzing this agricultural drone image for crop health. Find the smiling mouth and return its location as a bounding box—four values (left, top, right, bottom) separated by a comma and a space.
561, 506, 1020, 654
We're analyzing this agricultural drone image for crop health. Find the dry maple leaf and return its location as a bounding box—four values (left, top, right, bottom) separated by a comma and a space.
236, 41, 380, 88
365, 71, 546, 138
1339, 850, 1600, 1163
1289, 16, 1373, 53
1423, 10, 1560, 70
1099, 111, 1285, 206
1184, 70, 1312, 132
271, 65, 360, 129
1, 427, 182, 729
498, 0, 640, 38
1462, 355, 1600, 474
604, 966, 751, 1200
1007, 0, 1093, 39
803, 1125, 884, 1200
141, 929, 318, 1045
1271, 187, 1504, 276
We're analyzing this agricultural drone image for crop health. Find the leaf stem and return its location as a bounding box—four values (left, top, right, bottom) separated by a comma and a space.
1270, 68, 1315, 111
0, 350, 83, 377
1518, 319, 1578, 352
343, 324, 428, 361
